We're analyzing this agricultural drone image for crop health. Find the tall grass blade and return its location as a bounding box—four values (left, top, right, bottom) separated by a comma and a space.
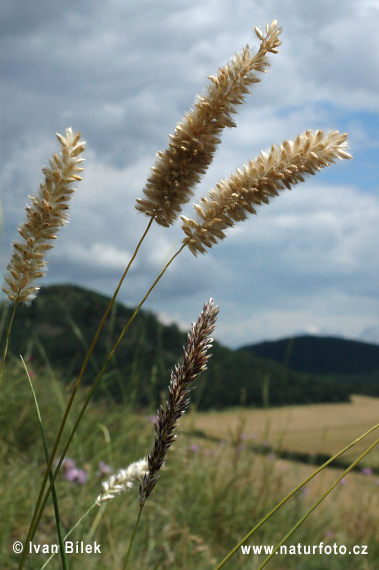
20, 356, 68, 570
214, 423, 379, 569
257, 435, 379, 569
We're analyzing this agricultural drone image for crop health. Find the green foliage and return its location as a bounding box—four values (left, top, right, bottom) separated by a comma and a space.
242, 335, 379, 375
241, 336, 379, 397
1, 285, 186, 408
1, 368, 378, 569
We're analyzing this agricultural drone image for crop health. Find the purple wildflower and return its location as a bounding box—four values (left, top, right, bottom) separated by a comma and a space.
64, 467, 87, 485
97, 461, 113, 478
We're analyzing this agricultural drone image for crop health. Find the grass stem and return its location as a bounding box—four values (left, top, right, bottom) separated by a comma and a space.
214, 422, 379, 569
19, 241, 185, 568
257, 435, 379, 569
18, 218, 153, 568
123, 505, 143, 569
21, 356, 68, 570
0, 298, 19, 387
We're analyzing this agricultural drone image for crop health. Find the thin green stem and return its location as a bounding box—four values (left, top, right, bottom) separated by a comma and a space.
0, 299, 10, 354
40, 503, 98, 569
21, 356, 68, 570
19, 218, 153, 569
123, 505, 144, 569
0, 296, 19, 387
257, 435, 379, 569
72, 216, 154, 391
214, 422, 379, 569
19, 241, 186, 569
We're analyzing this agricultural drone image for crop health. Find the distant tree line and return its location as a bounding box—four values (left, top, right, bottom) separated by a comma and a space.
2, 285, 377, 410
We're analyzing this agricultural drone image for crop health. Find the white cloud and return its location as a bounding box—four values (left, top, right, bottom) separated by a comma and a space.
68, 243, 135, 271
1, 0, 378, 347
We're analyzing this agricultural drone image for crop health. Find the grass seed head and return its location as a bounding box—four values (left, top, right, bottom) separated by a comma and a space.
181, 129, 352, 256
135, 21, 282, 227
140, 299, 219, 506
2, 128, 85, 304
96, 458, 149, 506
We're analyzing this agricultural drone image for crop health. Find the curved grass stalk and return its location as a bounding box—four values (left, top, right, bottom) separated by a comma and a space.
214, 422, 379, 569
21, 356, 68, 570
18, 217, 154, 568
257, 435, 379, 569
19, 242, 186, 569
0, 298, 19, 387
40, 503, 98, 569
123, 505, 144, 569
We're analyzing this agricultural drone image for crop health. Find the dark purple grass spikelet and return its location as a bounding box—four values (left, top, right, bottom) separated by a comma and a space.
140, 299, 219, 506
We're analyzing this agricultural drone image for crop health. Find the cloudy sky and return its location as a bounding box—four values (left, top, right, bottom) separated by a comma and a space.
1, 0, 379, 349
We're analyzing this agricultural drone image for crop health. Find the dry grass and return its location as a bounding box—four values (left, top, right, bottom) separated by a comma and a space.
182, 396, 379, 467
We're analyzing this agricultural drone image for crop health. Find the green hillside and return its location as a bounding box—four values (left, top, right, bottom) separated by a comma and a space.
240, 335, 379, 397
0, 284, 367, 409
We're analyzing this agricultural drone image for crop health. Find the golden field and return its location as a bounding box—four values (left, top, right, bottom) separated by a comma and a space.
182, 395, 379, 468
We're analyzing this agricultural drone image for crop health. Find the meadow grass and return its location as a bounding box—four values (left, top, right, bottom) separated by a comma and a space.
1, 365, 378, 569
1, 17, 378, 570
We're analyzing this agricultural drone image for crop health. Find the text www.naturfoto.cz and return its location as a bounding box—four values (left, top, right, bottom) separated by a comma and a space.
241, 543, 368, 556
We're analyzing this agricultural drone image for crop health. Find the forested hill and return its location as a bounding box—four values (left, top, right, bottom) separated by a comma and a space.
2, 284, 378, 409
239, 335, 379, 376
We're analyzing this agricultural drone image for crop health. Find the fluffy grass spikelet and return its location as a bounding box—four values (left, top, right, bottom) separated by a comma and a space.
135, 21, 282, 227
181, 129, 352, 255
96, 458, 148, 506
2, 128, 85, 304
139, 299, 219, 506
